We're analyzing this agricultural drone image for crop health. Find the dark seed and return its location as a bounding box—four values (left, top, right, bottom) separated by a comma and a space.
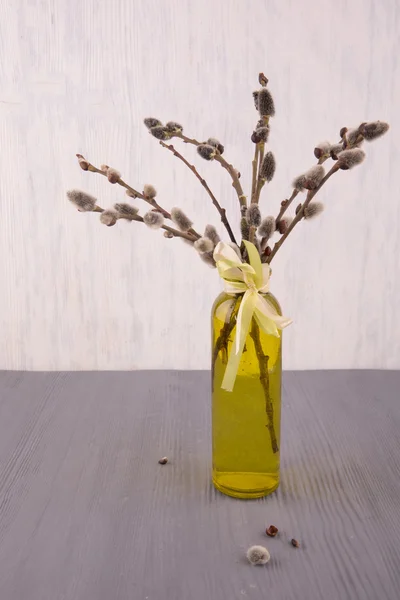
266, 525, 278, 537
158, 457, 168, 465
291, 538, 300, 548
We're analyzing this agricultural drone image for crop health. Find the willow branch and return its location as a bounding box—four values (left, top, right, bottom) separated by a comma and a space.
159, 141, 237, 245
160, 223, 196, 242
274, 151, 333, 224
254, 143, 266, 205
249, 144, 262, 244
78, 155, 201, 239
211, 297, 241, 390
93, 205, 196, 243
174, 132, 247, 207
276, 189, 299, 222
250, 320, 279, 454
251, 145, 260, 203
267, 163, 340, 263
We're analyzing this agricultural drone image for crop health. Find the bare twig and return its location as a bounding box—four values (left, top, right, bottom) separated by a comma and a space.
174, 132, 247, 207
268, 163, 340, 262
159, 141, 237, 245
275, 189, 300, 222
76, 154, 201, 239
161, 223, 196, 242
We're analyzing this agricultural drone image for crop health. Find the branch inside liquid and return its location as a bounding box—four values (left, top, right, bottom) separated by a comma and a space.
212, 300, 280, 455
211, 298, 241, 390
250, 320, 279, 454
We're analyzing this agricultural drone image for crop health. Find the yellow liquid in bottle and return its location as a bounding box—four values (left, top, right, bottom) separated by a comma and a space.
211, 292, 282, 499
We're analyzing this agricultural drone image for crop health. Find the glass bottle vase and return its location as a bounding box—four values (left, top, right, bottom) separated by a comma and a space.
211, 291, 282, 499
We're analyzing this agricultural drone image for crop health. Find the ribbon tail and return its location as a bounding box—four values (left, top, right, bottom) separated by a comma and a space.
255, 294, 293, 331
221, 291, 256, 392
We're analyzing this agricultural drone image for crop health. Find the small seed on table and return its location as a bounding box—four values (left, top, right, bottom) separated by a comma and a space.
291, 538, 300, 548
158, 457, 168, 465
266, 525, 278, 537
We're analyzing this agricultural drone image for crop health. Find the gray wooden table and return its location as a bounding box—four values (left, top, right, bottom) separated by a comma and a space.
0, 370, 400, 600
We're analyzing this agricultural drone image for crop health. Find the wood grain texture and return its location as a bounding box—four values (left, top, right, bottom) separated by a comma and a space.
0, 0, 399, 370
1, 370, 400, 599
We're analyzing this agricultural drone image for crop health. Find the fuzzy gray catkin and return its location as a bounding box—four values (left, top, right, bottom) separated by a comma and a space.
293, 174, 306, 191
150, 126, 170, 140
165, 121, 183, 132
359, 121, 389, 141
305, 165, 325, 189
313, 141, 331, 160
346, 128, 364, 147
246, 204, 262, 227
67, 189, 98, 212
338, 148, 365, 170
114, 203, 139, 218
100, 210, 118, 227
304, 202, 324, 220
143, 184, 157, 198
328, 143, 343, 160
258, 216, 276, 240
171, 207, 193, 231
143, 211, 164, 229
252, 91, 259, 110
204, 224, 220, 246
106, 167, 121, 184
144, 117, 162, 129
293, 165, 325, 191
246, 546, 271, 566
194, 237, 214, 254
200, 252, 216, 268
257, 88, 275, 117
197, 144, 216, 160
207, 138, 224, 154
241, 217, 250, 240
251, 126, 269, 144
259, 152, 276, 181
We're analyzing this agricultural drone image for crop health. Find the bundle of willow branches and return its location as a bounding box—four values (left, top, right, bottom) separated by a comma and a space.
68, 73, 389, 266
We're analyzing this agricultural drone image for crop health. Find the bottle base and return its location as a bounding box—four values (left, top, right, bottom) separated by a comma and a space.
212, 471, 279, 499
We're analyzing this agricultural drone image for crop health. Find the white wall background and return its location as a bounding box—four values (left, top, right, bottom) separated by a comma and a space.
0, 0, 398, 371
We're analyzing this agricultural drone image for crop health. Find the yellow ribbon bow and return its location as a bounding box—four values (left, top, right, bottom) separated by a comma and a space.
213, 240, 292, 392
